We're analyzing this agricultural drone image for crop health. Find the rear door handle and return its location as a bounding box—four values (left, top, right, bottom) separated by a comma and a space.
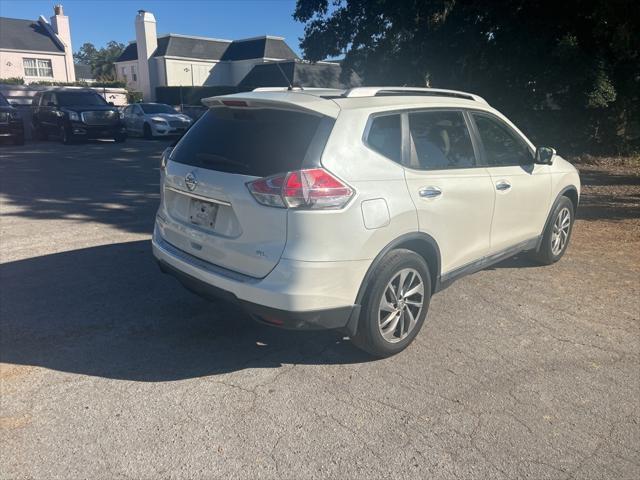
496, 181, 512, 191
419, 186, 442, 198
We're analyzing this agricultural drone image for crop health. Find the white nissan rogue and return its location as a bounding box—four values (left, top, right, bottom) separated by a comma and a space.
152, 87, 580, 356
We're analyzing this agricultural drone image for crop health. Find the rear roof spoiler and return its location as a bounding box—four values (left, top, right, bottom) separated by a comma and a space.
201, 91, 341, 118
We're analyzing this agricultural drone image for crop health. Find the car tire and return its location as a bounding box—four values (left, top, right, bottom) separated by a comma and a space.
352, 249, 431, 357
143, 123, 153, 139
530, 196, 575, 265
60, 124, 75, 145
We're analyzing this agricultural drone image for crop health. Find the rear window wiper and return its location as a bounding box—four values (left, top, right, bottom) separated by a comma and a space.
195, 153, 250, 172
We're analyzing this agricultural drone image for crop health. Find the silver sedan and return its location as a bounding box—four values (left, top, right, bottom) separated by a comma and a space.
122, 103, 193, 138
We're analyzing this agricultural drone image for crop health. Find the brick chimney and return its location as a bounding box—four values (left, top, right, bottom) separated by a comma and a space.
50, 4, 75, 81
135, 10, 158, 101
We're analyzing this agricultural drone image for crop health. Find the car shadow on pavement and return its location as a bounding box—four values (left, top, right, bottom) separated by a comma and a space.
0, 140, 169, 235
0, 241, 371, 382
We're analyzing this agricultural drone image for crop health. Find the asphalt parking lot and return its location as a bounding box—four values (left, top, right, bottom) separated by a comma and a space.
1, 139, 638, 479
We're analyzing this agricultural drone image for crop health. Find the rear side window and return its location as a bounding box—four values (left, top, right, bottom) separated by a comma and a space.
366, 114, 402, 163
408, 111, 476, 170
170, 107, 323, 177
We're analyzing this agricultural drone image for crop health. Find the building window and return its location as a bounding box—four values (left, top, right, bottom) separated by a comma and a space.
23, 58, 53, 77
131, 65, 137, 82
121, 66, 128, 82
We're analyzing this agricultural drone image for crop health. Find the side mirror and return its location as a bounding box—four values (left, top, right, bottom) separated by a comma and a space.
47, 101, 56, 107
535, 146, 556, 165
108, 101, 115, 106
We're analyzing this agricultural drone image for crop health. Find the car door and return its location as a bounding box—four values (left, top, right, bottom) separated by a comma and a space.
132, 105, 145, 134
122, 105, 133, 131
400, 109, 495, 275
39, 92, 54, 133
469, 112, 551, 253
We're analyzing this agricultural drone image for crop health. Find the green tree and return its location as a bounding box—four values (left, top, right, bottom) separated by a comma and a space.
73, 41, 125, 81
294, 0, 640, 153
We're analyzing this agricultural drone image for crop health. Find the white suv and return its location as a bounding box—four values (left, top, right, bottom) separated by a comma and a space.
152, 87, 580, 356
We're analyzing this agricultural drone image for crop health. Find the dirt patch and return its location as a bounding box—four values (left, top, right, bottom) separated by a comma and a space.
0, 364, 36, 381
571, 157, 640, 267
0, 415, 31, 430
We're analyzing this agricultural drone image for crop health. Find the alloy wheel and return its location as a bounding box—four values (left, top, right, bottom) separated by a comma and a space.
551, 207, 571, 255
378, 268, 425, 343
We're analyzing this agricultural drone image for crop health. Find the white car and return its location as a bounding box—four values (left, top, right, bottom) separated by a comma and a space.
152, 87, 580, 356
122, 103, 192, 138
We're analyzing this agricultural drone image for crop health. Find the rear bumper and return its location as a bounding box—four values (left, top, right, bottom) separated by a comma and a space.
157, 259, 357, 330
152, 228, 368, 330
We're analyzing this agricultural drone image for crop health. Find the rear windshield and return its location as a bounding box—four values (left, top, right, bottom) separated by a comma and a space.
57, 92, 107, 106
170, 107, 323, 177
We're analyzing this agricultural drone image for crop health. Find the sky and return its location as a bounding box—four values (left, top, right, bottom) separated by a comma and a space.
0, 0, 307, 55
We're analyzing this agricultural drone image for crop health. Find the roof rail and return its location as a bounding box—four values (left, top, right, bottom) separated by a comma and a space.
343, 87, 488, 104
252, 87, 345, 94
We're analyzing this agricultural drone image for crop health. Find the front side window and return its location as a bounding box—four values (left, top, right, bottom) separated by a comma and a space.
408, 110, 476, 169
23, 58, 53, 77
366, 114, 402, 163
472, 114, 532, 167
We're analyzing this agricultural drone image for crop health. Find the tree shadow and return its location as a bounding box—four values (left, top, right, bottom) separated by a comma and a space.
577, 166, 640, 221
0, 241, 370, 382
0, 139, 171, 235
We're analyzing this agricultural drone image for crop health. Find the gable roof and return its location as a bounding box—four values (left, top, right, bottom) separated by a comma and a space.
238, 61, 362, 89
0, 17, 64, 53
220, 36, 298, 61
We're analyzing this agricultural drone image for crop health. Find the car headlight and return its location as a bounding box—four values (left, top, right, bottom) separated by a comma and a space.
151, 118, 168, 125
65, 110, 80, 121
8, 110, 19, 120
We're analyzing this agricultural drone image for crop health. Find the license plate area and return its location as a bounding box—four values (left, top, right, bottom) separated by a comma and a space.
189, 198, 219, 229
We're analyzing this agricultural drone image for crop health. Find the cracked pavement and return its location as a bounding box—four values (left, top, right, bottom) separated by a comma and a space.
1, 140, 638, 479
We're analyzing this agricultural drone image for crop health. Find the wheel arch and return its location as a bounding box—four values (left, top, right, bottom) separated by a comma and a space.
355, 232, 441, 305
561, 186, 579, 212
344, 232, 441, 337
536, 185, 579, 251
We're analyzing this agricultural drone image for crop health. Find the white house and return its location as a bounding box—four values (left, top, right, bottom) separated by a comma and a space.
114, 9, 358, 101
0, 4, 82, 83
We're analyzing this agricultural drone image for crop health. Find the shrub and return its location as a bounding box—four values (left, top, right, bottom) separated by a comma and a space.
0, 77, 25, 85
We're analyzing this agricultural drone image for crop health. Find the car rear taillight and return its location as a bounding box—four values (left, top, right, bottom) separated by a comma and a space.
247, 168, 354, 210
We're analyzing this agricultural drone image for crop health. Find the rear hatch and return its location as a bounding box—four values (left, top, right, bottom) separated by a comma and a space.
160, 98, 336, 278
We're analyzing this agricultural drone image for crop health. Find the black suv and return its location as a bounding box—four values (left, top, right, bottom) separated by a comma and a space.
32, 89, 126, 144
0, 91, 25, 145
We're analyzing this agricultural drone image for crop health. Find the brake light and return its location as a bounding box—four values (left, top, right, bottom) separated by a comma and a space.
247, 168, 354, 210
222, 100, 248, 107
